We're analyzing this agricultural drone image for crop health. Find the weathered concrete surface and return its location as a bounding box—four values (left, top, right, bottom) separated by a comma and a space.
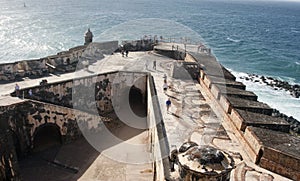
231, 109, 290, 132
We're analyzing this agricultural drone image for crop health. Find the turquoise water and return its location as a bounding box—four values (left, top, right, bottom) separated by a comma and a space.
1, 0, 300, 119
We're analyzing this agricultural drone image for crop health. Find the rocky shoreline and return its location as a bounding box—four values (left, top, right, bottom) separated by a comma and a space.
239, 73, 300, 98
272, 109, 300, 135
238, 73, 300, 135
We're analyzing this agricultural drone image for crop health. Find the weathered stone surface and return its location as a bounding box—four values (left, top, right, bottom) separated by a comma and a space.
232, 109, 290, 132
225, 96, 273, 115
190, 52, 236, 81
207, 75, 246, 89
213, 84, 257, 101
248, 127, 300, 181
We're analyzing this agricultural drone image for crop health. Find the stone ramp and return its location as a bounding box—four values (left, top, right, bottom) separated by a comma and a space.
78, 130, 153, 181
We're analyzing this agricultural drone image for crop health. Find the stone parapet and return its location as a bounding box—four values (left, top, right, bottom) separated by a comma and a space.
230, 109, 290, 132
211, 84, 257, 101
248, 127, 300, 180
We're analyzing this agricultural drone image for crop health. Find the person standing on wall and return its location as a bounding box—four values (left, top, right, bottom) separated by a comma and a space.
166, 98, 171, 113
15, 83, 20, 97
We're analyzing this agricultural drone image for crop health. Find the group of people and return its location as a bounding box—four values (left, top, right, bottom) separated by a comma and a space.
121, 49, 129, 57
15, 83, 33, 98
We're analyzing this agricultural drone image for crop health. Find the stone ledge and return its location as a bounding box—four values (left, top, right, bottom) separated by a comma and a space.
231, 109, 290, 132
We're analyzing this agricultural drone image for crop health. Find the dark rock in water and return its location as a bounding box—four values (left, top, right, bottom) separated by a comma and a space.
272, 110, 300, 135
179, 141, 198, 153
243, 73, 300, 99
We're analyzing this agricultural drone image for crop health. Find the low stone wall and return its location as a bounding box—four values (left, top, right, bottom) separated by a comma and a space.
245, 127, 300, 180
154, 48, 185, 60
14, 72, 117, 114
0, 41, 119, 82
15, 71, 147, 116
121, 39, 156, 51
230, 109, 290, 132
0, 45, 86, 82
147, 75, 170, 181
243, 127, 264, 163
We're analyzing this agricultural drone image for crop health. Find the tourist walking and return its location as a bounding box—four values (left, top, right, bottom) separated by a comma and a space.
28, 89, 33, 97
163, 74, 167, 82
163, 80, 168, 91
153, 60, 156, 70
166, 98, 171, 113
145, 60, 149, 70
125, 50, 129, 57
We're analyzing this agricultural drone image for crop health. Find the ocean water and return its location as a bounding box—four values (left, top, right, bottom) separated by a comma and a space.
1, 0, 300, 120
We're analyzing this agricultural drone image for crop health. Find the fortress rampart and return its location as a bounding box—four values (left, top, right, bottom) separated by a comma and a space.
184, 52, 300, 181
0, 39, 299, 180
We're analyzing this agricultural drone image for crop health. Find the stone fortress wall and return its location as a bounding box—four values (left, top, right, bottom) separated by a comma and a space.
0, 41, 119, 82
0, 37, 300, 180
1, 69, 148, 180
184, 52, 300, 181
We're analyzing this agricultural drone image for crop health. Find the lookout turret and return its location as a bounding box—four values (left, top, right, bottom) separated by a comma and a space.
84, 28, 93, 45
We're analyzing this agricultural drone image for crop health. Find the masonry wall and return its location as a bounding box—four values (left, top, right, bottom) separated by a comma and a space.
0, 127, 20, 180
147, 75, 170, 181
259, 151, 300, 181
0, 98, 121, 180
0, 41, 119, 82
243, 127, 264, 163
190, 51, 299, 180
154, 48, 185, 60
16, 72, 117, 115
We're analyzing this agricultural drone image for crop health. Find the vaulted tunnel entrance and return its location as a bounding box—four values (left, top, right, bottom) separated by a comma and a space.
33, 124, 62, 152
129, 85, 147, 117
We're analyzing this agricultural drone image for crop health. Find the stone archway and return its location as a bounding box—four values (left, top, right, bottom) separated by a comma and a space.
129, 85, 147, 117
32, 123, 62, 152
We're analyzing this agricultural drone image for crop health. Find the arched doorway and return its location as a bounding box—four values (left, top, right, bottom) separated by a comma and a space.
32, 123, 62, 152
129, 85, 147, 117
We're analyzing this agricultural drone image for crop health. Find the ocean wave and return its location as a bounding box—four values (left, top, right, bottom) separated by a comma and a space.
291, 27, 299, 33
231, 70, 300, 121
226, 37, 241, 43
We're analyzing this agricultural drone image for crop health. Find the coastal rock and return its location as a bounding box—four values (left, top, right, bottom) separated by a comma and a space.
242, 73, 300, 99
